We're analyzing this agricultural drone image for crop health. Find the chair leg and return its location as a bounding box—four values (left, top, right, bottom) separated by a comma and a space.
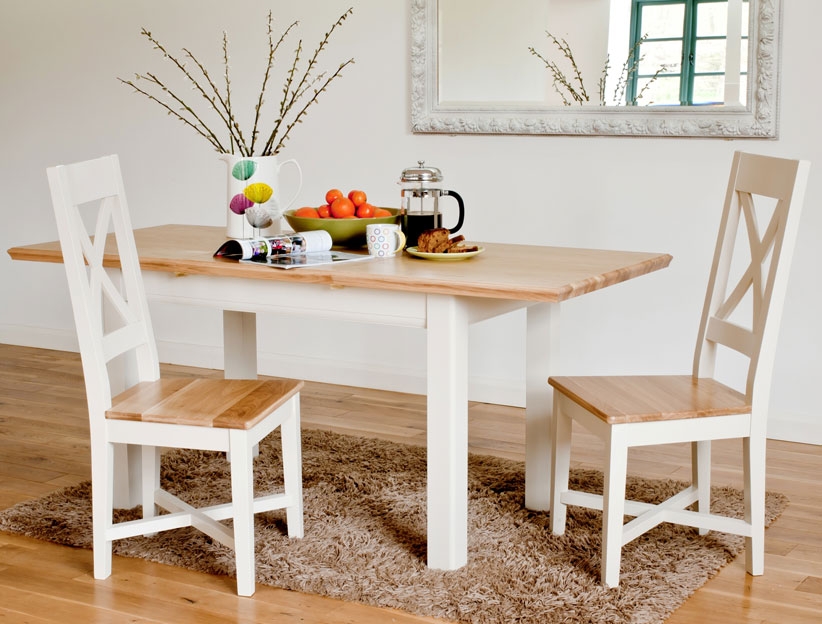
601, 430, 628, 588
229, 430, 256, 597
743, 434, 766, 575
141, 446, 160, 529
91, 437, 114, 580
280, 396, 304, 538
692, 440, 711, 536
550, 395, 572, 535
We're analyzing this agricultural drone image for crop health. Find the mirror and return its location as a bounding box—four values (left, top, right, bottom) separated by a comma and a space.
410, 0, 781, 137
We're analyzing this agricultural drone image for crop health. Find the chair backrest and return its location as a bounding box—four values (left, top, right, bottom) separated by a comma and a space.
47, 155, 160, 420
693, 151, 810, 413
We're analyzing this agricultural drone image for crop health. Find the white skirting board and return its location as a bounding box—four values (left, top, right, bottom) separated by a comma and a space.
766, 417, 822, 446
1, 324, 818, 445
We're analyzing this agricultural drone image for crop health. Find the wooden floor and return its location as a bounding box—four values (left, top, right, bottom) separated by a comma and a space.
1, 344, 821, 623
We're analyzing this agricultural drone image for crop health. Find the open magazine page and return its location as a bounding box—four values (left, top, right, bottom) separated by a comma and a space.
213, 231, 331, 260
213, 230, 373, 269
241, 250, 374, 269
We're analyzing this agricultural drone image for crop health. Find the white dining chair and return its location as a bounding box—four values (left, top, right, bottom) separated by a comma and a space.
548, 151, 810, 587
47, 154, 304, 596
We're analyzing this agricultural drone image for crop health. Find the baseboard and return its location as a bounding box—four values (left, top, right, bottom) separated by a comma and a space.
767, 415, 822, 445
0, 324, 78, 352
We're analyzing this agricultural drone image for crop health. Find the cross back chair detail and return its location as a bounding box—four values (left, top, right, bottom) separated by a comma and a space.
47, 154, 304, 596
548, 151, 810, 587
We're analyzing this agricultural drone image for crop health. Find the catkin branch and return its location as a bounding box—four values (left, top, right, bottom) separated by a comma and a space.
118, 8, 355, 155
531, 30, 665, 107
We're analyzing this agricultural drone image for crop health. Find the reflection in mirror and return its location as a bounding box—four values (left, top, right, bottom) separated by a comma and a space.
411, 0, 780, 137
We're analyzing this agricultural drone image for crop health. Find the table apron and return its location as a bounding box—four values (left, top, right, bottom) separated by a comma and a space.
142, 272, 531, 329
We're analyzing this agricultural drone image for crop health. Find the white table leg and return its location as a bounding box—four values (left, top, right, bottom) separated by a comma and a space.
223, 310, 261, 460
426, 294, 469, 570
525, 302, 560, 510
223, 310, 258, 379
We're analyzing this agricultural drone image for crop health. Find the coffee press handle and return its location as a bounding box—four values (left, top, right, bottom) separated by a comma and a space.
442, 189, 465, 234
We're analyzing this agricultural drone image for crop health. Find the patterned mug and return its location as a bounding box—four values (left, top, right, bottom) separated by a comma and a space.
366, 224, 407, 257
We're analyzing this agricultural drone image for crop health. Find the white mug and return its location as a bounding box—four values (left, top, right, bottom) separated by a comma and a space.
366, 224, 406, 257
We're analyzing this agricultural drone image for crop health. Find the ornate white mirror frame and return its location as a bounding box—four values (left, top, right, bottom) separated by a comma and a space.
410, 0, 781, 138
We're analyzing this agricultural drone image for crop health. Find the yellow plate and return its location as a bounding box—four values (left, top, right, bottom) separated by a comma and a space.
405, 246, 484, 261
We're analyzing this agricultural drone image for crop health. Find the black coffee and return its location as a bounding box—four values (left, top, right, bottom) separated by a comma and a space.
402, 212, 442, 248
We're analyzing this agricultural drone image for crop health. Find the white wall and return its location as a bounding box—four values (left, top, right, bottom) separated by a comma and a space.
1, 1, 820, 443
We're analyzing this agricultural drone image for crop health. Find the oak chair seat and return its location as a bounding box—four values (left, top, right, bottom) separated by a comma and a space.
108, 378, 303, 429
548, 375, 750, 425
548, 151, 811, 588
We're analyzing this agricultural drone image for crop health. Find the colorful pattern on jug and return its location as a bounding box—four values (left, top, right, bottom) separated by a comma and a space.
229, 159, 274, 217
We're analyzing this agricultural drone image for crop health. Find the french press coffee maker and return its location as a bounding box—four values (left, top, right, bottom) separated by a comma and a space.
399, 161, 465, 248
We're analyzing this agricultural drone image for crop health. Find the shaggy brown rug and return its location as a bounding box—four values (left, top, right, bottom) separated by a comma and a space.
0, 429, 787, 623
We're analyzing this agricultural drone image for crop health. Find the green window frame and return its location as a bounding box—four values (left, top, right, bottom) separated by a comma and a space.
627, 0, 748, 106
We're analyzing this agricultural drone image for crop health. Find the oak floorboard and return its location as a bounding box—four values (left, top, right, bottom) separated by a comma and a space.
1, 344, 821, 623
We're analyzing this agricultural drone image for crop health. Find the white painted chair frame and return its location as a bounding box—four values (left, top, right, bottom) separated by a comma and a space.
549, 151, 811, 587
47, 154, 303, 596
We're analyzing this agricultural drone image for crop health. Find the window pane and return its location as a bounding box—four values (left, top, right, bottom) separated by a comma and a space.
638, 40, 683, 75
635, 75, 681, 106
641, 4, 686, 39
696, 2, 727, 37
741, 2, 749, 37
693, 75, 724, 104
694, 39, 726, 72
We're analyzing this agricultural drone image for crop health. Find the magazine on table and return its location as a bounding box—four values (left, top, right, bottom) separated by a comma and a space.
213, 230, 373, 269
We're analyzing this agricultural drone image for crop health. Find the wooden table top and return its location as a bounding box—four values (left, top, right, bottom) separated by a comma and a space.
8, 224, 672, 303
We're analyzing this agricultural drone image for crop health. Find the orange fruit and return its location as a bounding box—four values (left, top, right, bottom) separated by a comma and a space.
317, 204, 331, 218
295, 206, 320, 218
348, 190, 367, 207
325, 189, 343, 205
373, 208, 393, 217
356, 203, 375, 218
330, 197, 356, 218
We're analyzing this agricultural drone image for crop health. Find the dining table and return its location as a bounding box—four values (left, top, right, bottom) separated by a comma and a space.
8, 224, 672, 571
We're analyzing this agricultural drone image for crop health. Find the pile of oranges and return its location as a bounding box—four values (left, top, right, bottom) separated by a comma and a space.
295, 189, 393, 219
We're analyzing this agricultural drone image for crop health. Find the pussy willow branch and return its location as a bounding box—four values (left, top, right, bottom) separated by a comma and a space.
117, 74, 228, 152
529, 30, 592, 105
268, 51, 337, 151
262, 7, 353, 155
136, 28, 244, 151
552, 33, 588, 102
529, 31, 590, 104
250, 14, 298, 155
598, 57, 610, 105
287, 8, 352, 114
222, 33, 236, 154
531, 31, 665, 107
634, 65, 665, 105
263, 39, 302, 156
529, 47, 585, 105
182, 40, 248, 155
119, 8, 355, 156
611, 34, 664, 105
611, 37, 643, 105
271, 58, 355, 155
